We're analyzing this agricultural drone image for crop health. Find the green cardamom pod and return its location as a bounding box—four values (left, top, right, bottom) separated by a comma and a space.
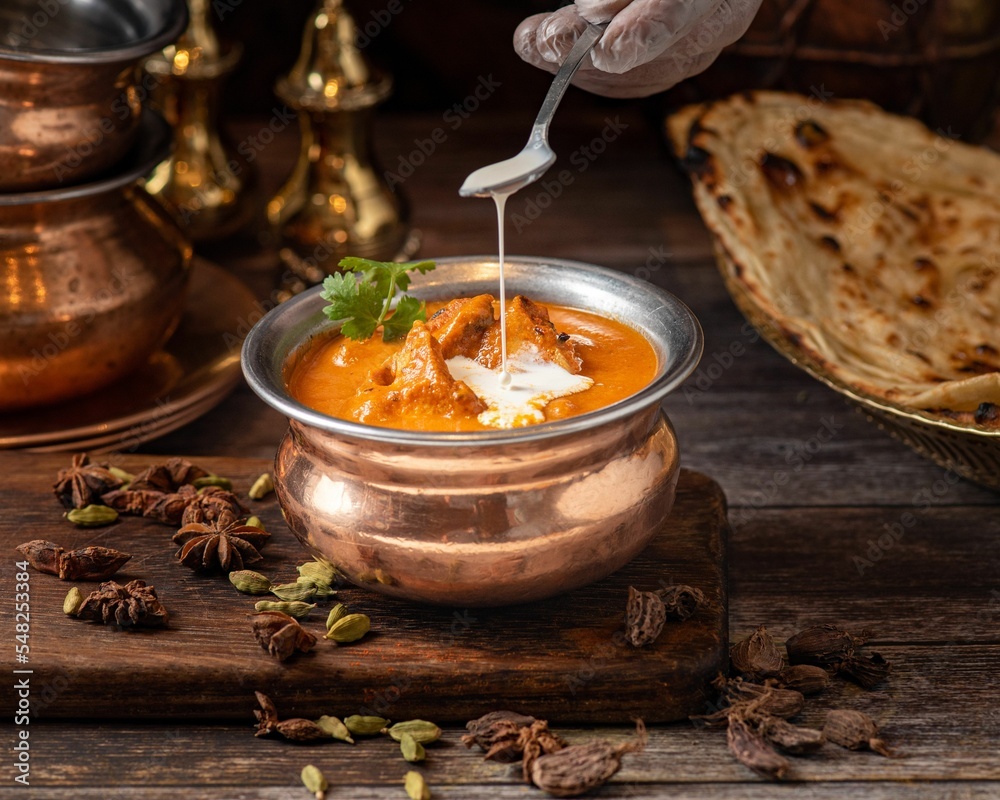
245, 516, 264, 531
248, 472, 275, 500
65, 504, 119, 528
300, 764, 327, 800
314, 715, 354, 744
192, 474, 233, 490
254, 600, 316, 619
404, 770, 431, 800
298, 558, 338, 587
229, 570, 272, 595
325, 603, 348, 631
388, 720, 441, 745
400, 732, 425, 763
108, 466, 134, 484
298, 577, 336, 598
63, 586, 84, 616
271, 581, 318, 603
343, 715, 389, 736
324, 613, 370, 643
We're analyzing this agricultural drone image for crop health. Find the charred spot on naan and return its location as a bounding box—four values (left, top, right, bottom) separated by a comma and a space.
759, 152, 804, 190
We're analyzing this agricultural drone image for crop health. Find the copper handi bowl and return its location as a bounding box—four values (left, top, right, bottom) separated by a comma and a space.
0, 0, 187, 191
0, 111, 192, 412
243, 258, 703, 606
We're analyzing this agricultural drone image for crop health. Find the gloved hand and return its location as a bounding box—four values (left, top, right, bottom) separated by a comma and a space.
514, 0, 763, 99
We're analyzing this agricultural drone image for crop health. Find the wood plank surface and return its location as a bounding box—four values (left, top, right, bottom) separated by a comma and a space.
0, 455, 727, 723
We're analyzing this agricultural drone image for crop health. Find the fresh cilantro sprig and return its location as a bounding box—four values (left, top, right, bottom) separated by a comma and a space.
320, 257, 436, 342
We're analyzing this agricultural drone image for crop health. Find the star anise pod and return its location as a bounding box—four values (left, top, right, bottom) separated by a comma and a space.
73, 579, 168, 628
128, 458, 210, 491
253, 691, 279, 736
173, 511, 270, 572
164, 457, 210, 486
53, 453, 124, 509
102, 484, 197, 525
251, 611, 317, 661
181, 486, 248, 525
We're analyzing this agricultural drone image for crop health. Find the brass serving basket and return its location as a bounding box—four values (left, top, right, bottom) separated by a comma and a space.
714, 244, 1000, 492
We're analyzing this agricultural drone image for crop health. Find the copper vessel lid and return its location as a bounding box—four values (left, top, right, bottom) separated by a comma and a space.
275, 0, 392, 112
0, 110, 171, 205
0, 0, 188, 64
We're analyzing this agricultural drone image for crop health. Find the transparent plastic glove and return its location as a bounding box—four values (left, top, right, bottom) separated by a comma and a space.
514, 0, 762, 99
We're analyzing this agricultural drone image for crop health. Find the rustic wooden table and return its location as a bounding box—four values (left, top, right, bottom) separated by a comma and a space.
10, 105, 1000, 798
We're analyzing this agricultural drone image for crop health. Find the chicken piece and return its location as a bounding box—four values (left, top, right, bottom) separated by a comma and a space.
479, 296, 583, 373
424, 294, 497, 359
347, 322, 485, 424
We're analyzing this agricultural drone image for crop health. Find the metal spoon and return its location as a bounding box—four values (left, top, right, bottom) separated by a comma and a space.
459, 22, 605, 198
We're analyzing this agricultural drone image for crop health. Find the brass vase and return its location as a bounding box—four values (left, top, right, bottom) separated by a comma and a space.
143, 0, 257, 241
267, 0, 408, 282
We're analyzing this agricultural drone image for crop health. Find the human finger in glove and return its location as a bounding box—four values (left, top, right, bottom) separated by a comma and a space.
514, 0, 763, 99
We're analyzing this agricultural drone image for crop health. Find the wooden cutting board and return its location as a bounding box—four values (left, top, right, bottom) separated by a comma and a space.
0, 454, 728, 724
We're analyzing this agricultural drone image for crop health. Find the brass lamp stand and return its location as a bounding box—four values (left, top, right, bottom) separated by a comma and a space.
268, 0, 409, 288
144, 0, 257, 241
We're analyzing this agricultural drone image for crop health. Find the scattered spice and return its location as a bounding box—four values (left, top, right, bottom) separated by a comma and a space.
102, 485, 198, 525
276, 718, 331, 742
16, 539, 131, 581
298, 558, 340, 586
776, 664, 830, 695
823, 710, 892, 756
253, 691, 280, 736
344, 715, 389, 737
462, 711, 537, 761
529, 720, 646, 798
387, 721, 442, 745
325, 604, 348, 629
192, 474, 233, 490
624, 586, 666, 647
786, 624, 892, 689
53, 453, 124, 509
314, 715, 355, 743
246, 515, 264, 530
64, 504, 119, 528
251, 611, 317, 661
759, 717, 825, 755
656, 584, 706, 620
174, 510, 271, 572
229, 570, 273, 595
301, 764, 328, 800
72, 579, 168, 628
249, 472, 275, 500
63, 586, 83, 615
727, 714, 789, 780
325, 612, 371, 643
721, 678, 806, 720
404, 770, 431, 800
180, 486, 248, 526
254, 600, 317, 619
511, 720, 567, 782
400, 732, 426, 762
730, 625, 784, 678
271, 581, 319, 603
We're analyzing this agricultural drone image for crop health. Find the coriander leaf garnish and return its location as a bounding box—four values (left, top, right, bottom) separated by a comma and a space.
320, 258, 435, 342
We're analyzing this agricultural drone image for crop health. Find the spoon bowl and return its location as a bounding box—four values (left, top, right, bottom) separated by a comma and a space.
458, 22, 604, 198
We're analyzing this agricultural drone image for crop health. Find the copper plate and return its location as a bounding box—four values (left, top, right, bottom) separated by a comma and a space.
0, 258, 258, 451
714, 244, 1000, 492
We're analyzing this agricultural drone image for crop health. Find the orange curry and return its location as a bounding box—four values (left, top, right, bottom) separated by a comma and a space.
287, 294, 658, 431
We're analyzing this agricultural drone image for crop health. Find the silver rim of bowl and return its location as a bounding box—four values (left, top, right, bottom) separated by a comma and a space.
0, 0, 188, 63
0, 108, 171, 205
242, 256, 704, 447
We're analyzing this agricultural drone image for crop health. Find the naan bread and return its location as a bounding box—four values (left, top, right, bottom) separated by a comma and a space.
667, 92, 1000, 426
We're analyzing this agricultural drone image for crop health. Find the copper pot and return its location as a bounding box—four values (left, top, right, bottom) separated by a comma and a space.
242, 257, 703, 606
0, 112, 192, 412
0, 0, 187, 190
